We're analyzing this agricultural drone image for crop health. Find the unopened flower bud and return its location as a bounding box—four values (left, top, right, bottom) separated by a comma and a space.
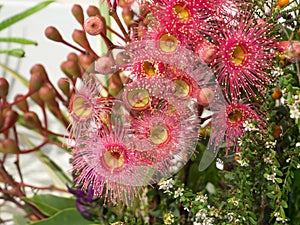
45, 26, 64, 42
79, 54, 95, 70
87, 5, 101, 17
15, 94, 29, 112
95, 55, 116, 74
272, 125, 282, 139
30, 92, 44, 107
197, 87, 215, 106
61, 60, 82, 78
23, 111, 42, 129
30, 64, 48, 78
271, 88, 283, 100
84, 16, 106, 36
108, 74, 123, 97
195, 41, 217, 64
118, 0, 135, 7
29, 72, 45, 93
72, 4, 84, 26
0, 139, 20, 154
0, 77, 9, 98
3, 110, 18, 130
122, 7, 134, 27
277, 0, 289, 8
72, 29, 92, 51
58, 78, 70, 97
67, 52, 79, 62
38, 85, 56, 102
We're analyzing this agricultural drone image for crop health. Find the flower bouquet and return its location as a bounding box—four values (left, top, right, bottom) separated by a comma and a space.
0, 0, 300, 224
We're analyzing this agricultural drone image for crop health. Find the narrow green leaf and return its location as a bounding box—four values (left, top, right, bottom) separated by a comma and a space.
23, 194, 75, 217
34, 150, 72, 186
13, 215, 30, 225
29, 208, 95, 225
281, 200, 288, 208
0, 37, 38, 45
0, 62, 28, 86
0, 48, 25, 57
0, 1, 54, 31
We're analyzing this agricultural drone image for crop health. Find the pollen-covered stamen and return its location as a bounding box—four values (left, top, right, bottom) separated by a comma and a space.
227, 109, 243, 124
71, 95, 92, 120
230, 44, 248, 66
102, 146, 125, 171
149, 125, 170, 145
142, 61, 157, 76
172, 4, 190, 22
159, 33, 179, 53
127, 88, 150, 110
174, 79, 190, 97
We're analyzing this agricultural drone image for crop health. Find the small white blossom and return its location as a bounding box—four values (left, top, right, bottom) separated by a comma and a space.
263, 154, 273, 164
289, 106, 300, 119
196, 209, 207, 220
158, 178, 175, 195
266, 140, 277, 149
297, 164, 300, 169
195, 193, 208, 203
296, 142, 300, 147
267, 173, 277, 183
271, 67, 284, 78
243, 120, 258, 131
163, 212, 175, 225
174, 187, 184, 198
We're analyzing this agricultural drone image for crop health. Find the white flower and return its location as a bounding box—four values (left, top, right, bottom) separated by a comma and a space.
271, 67, 284, 78
289, 106, 300, 119
163, 212, 175, 225
243, 120, 258, 131
158, 178, 175, 195
196, 209, 207, 220
267, 173, 277, 183
174, 187, 184, 198
195, 194, 208, 203
263, 154, 273, 164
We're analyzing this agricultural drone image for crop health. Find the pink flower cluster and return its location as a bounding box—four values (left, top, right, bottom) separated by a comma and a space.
68, 0, 277, 204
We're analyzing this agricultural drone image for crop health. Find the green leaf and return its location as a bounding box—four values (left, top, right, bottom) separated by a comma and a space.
13, 215, 30, 225
29, 208, 95, 225
0, 62, 28, 86
0, 1, 54, 31
0, 37, 38, 45
281, 200, 288, 208
34, 150, 72, 186
23, 194, 75, 217
0, 48, 25, 57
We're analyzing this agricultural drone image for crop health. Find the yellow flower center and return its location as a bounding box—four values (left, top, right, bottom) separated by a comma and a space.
127, 88, 150, 110
142, 61, 157, 76
149, 125, 169, 145
174, 79, 190, 97
103, 147, 125, 170
231, 44, 247, 66
72, 96, 92, 119
228, 109, 243, 124
172, 4, 190, 22
159, 33, 179, 53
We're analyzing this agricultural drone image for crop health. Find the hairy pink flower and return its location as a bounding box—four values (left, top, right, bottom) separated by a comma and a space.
209, 11, 276, 100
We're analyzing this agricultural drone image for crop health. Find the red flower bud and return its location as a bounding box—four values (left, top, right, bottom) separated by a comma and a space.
3, 110, 18, 130
67, 52, 79, 62
72, 29, 92, 51
0, 77, 9, 98
61, 60, 82, 78
14, 94, 29, 112
23, 111, 42, 129
38, 84, 56, 102
87, 5, 101, 17
122, 7, 134, 26
45, 26, 64, 42
29, 72, 45, 93
278, 41, 300, 61
197, 88, 215, 107
79, 54, 95, 70
84, 16, 106, 36
72, 4, 84, 26
30, 92, 44, 107
57, 78, 70, 97
0, 138, 20, 154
